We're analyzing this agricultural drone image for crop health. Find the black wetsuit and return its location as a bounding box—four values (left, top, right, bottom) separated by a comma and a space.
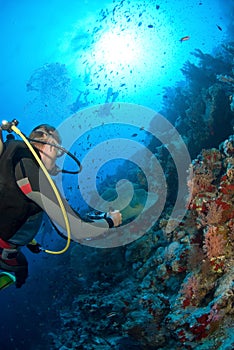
0, 139, 110, 287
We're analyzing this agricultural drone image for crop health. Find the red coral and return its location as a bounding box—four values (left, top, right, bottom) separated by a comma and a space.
219, 170, 234, 195
177, 329, 187, 343
203, 226, 226, 261
190, 324, 208, 340
220, 183, 234, 194
188, 172, 216, 200
181, 275, 200, 308
199, 201, 224, 226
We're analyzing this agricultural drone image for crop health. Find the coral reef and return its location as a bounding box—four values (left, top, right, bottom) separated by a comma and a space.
161, 44, 234, 158
46, 133, 234, 349
165, 140, 234, 348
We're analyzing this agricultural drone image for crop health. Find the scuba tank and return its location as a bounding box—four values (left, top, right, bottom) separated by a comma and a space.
0, 120, 18, 157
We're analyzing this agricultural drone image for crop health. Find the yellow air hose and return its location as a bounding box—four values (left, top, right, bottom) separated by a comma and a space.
11, 125, 71, 255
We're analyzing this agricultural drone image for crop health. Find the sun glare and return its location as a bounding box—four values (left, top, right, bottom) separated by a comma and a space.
92, 29, 141, 69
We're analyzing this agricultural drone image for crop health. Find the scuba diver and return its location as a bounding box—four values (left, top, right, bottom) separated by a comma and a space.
0, 121, 122, 289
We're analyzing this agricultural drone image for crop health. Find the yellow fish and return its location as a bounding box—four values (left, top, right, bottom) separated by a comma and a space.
180, 35, 190, 42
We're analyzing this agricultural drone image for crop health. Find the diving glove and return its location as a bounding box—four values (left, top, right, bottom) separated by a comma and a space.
87, 211, 114, 228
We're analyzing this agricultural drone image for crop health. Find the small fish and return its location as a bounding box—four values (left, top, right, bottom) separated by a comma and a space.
179, 35, 190, 42
216, 24, 222, 31
105, 87, 113, 103
131, 133, 138, 137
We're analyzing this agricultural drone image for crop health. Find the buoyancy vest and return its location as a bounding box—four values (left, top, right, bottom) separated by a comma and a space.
0, 139, 42, 241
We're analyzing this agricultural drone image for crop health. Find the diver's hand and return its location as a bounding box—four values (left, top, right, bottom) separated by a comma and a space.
107, 210, 122, 227
87, 210, 122, 228
26, 241, 42, 254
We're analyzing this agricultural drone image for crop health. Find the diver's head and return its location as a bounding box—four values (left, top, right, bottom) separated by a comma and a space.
29, 124, 63, 174
28, 124, 81, 175
29, 124, 64, 156
29, 124, 62, 146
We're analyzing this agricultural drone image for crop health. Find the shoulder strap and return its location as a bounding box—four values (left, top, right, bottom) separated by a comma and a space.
0, 129, 3, 157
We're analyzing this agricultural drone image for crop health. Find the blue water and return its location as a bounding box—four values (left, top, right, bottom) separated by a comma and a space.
0, 0, 234, 349
0, 0, 229, 125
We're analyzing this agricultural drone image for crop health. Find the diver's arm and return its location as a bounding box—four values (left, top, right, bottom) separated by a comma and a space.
25, 190, 112, 241
14, 158, 114, 241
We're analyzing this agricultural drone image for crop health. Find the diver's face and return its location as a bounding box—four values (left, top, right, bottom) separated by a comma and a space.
40, 142, 59, 173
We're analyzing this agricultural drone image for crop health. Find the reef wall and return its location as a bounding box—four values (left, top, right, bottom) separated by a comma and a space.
47, 133, 234, 349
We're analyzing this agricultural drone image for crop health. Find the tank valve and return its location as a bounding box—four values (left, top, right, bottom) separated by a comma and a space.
1, 119, 19, 132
